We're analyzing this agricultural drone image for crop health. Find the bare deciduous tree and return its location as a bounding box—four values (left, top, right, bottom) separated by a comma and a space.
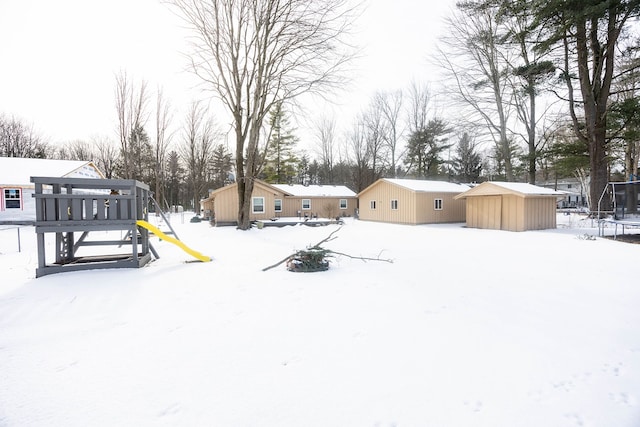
375, 90, 404, 178
346, 118, 372, 192
168, 0, 359, 229
114, 70, 150, 179
0, 114, 50, 158
91, 135, 120, 179
179, 101, 219, 214
313, 115, 337, 183
56, 140, 95, 161
153, 87, 174, 207
435, 4, 517, 180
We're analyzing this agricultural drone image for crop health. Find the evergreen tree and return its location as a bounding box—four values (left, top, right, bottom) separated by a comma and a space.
210, 144, 234, 189
452, 133, 483, 182
263, 102, 299, 183
166, 150, 185, 209
120, 124, 153, 182
531, 0, 640, 207
404, 118, 452, 178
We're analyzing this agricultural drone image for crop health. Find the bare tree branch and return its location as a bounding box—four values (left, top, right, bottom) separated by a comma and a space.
262, 227, 393, 272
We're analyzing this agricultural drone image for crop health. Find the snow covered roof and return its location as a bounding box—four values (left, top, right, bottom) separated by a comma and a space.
271, 184, 356, 197
0, 157, 104, 187
369, 178, 470, 193
455, 181, 564, 198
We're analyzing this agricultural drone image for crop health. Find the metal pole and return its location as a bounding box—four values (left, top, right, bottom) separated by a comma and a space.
17, 227, 21, 253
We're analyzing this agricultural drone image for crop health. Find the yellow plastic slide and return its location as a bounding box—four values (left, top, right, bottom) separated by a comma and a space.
136, 220, 211, 263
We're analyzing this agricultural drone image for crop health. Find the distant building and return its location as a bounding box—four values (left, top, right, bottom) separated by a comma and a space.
538, 178, 587, 208
357, 178, 469, 225
0, 157, 104, 222
201, 179, 357, 225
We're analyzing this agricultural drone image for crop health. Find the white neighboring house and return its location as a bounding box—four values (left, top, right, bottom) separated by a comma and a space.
0, 157, 105, 222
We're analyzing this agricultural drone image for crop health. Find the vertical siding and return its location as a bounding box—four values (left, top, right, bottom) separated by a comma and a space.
415, 192, 466, 223
524, 197, 557, 230
249, 186, 277, 221
465, 194, 558, 231
501, 195, 524, 231
466, 196, 501, 229
212, 187, 238, 223
358, 182, 416, 224
280, 197, 356, 218
358, 182, 465, 224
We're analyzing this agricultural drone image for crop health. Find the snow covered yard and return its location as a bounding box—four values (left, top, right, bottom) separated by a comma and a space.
0, 214, 639, 426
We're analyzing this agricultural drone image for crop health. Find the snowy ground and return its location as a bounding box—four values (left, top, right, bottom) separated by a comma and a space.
0, 213, 639, 427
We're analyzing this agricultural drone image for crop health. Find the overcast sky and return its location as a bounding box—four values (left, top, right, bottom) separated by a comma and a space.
0, 0, 456, 149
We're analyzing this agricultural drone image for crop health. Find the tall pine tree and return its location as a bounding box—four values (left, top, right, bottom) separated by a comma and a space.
404, 118, 452, 178
452, 132, 483, 182
262, 102, 299, 184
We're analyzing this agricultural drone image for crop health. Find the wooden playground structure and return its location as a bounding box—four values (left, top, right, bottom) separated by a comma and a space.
32, 176, 209, 278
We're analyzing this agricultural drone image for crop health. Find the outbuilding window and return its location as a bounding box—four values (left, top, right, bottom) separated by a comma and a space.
434, 198, 443, 210
370, 200, 376, 210
302, 199, 311, 210
252, 197, 265, 213
339, 199, 347, 209
274, 199, 282, 212
4, 188, 21, 209
391, 199, 398, 210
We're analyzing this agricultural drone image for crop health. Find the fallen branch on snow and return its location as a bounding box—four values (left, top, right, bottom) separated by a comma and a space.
262, 227, 393, 272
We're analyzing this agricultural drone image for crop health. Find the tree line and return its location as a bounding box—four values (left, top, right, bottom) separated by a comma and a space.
2, 0, 640, 227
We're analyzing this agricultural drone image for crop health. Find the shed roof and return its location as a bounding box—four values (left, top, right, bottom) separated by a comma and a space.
0, 157, 104, 186
359, 178, 470, 195
271, 183, 356, 197
455, 181, 564, 199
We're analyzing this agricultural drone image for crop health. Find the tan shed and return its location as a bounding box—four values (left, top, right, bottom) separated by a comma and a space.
454, 181, 563, 232
357, 178, 469, 225
201, 180, 357, 225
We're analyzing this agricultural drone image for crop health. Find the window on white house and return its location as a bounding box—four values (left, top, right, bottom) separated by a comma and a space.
4, 188, 21, 209
252, 197, 265, 213
274, 199, 282, 212
302, 199, 311, 210
391, 199, 398, 210
339, 199, 347, 209
434, 198, 443, 210
370, 200, 376, 210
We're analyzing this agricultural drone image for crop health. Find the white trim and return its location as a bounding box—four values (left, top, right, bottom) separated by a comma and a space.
252, 196, 265, 213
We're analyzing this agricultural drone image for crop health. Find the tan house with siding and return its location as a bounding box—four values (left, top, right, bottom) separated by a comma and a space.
357, 178, 469, 225
201, 180, 357, 225
454, 181, 563, 232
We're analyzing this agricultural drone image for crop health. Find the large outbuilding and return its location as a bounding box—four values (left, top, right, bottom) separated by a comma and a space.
454, 181, 564, 232
0, 157, 104, 222
201, 180, 357, 225
357, 178, 469, 225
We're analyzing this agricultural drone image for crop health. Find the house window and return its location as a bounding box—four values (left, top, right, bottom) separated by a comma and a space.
434, 198, 443, 210
370, 200, 376, 210
339, 199, 347, 209
302, 199, 311, 210
4, 188, 21, 209
274, 199, 282, 212
252, 197, 265, 213
391, 199, 398, 210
